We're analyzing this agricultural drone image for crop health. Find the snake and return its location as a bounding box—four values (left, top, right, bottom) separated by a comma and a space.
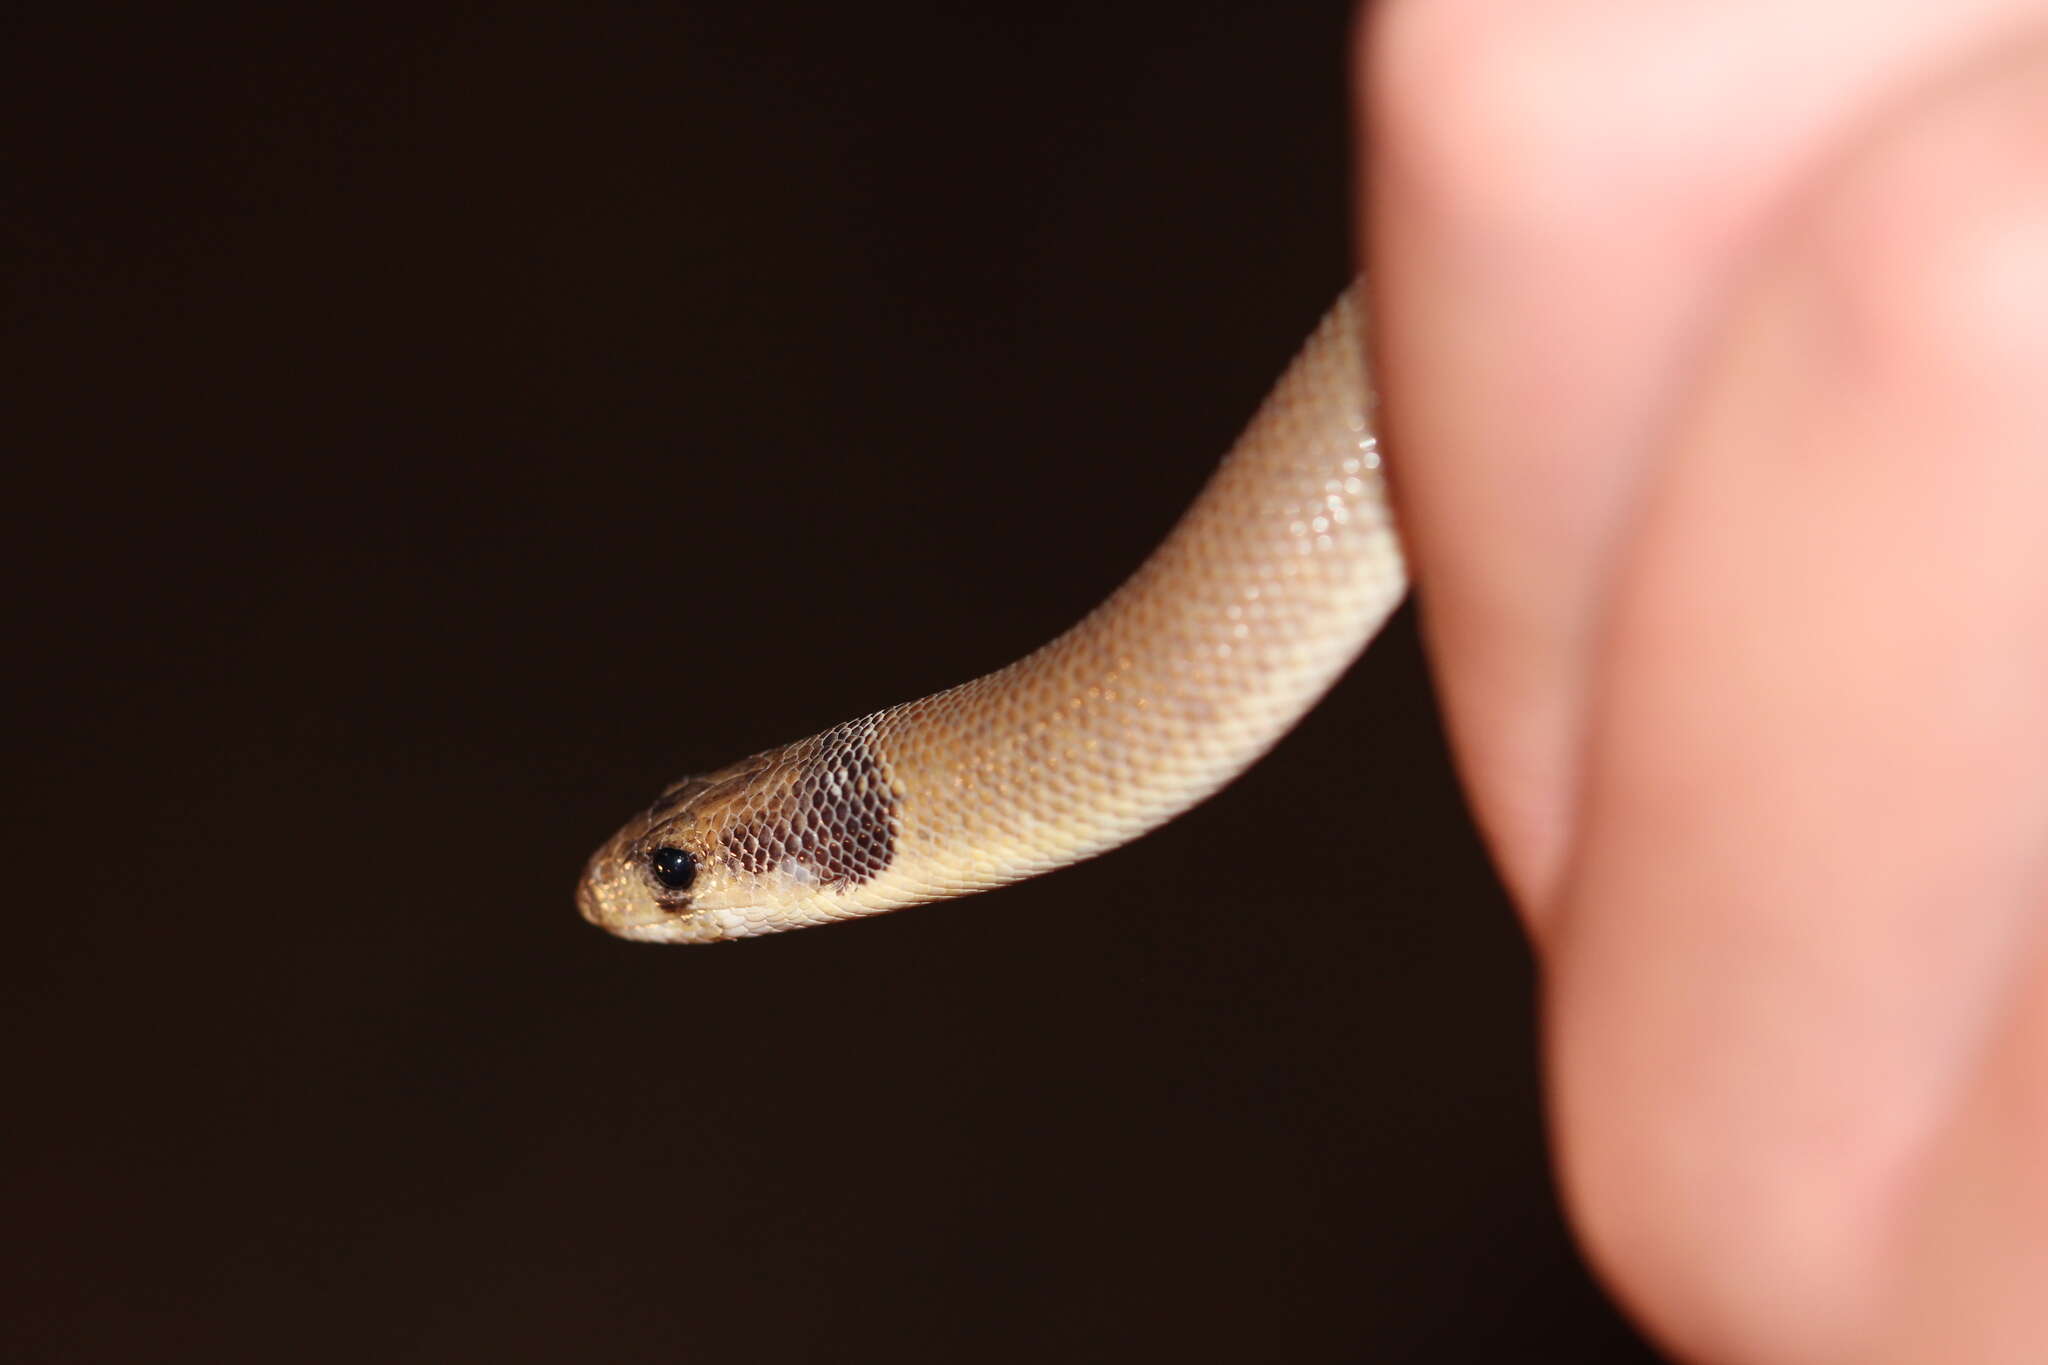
578, 283, 1405, 943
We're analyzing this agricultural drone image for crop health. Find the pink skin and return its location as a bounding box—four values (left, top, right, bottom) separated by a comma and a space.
1358, 3, 2048, 1362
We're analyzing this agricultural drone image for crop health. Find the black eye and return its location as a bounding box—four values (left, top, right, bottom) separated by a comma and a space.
648, 846, 698, 891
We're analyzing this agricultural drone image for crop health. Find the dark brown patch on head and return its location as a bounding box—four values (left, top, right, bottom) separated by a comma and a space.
721, 718, 897, 889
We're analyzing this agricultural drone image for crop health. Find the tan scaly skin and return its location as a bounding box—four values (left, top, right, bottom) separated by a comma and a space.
578, 285, 1405, 943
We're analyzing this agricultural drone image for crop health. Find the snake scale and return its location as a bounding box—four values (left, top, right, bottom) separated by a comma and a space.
579, 283, 1405, 943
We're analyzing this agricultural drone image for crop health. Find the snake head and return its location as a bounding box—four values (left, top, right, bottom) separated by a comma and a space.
576, 759, 775, 944
576, 719, 903, 943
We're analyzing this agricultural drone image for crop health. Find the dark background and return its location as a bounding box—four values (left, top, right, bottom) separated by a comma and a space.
7, 1, 1663, 1360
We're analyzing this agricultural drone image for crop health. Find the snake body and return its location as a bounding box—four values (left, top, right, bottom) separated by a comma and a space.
578, 284, 1404, 943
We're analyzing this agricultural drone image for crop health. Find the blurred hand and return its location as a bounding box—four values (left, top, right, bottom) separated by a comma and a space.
1358, 3, 2048, 1360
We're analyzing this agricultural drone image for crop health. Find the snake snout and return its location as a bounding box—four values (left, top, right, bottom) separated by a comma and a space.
574, 860, 607, 927
575, 838, 646, 928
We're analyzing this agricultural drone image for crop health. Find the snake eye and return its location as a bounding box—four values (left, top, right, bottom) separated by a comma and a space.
648, 846, 698, 892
